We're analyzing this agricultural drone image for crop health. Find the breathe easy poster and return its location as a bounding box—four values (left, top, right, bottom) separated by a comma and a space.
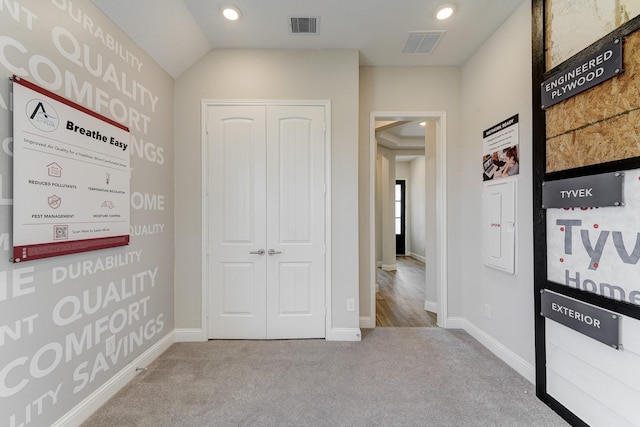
12, 77, 130, 262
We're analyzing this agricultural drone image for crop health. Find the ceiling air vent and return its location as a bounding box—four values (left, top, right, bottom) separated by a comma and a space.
402, 31, 445, 54
289, 17, 319, 35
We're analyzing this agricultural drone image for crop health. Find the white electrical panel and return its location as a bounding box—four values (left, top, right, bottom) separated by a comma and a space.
483, 178, 516, 274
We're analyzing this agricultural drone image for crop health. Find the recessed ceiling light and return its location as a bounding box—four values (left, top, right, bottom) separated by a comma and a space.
436, 3, 456, 20
419, 121, 426, 126
221, 4, 242, 21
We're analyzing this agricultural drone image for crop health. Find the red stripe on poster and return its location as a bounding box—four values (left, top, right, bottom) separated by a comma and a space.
13, 235, 130, 263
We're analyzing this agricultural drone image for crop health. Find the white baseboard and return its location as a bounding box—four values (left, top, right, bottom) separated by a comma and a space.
327, 327, 362, 341
381, 264, 397, 272
424, 300, 438, 313
53, 331, 175, 427
445, 316, 465, 329
409, 252, 426, 263
359, 316, 375, 329
175, 328, 206, 342
462, 319, 535, 384
376, 261, 383, 268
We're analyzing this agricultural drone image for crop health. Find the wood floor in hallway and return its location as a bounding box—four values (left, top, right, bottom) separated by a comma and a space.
376, 256, 438, 327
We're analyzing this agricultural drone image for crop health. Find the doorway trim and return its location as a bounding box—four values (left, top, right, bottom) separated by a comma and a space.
200, 99, 332, 340
369, 111, 448, 328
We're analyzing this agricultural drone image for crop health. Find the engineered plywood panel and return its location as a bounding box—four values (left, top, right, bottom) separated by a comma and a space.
545, 30, 640, 172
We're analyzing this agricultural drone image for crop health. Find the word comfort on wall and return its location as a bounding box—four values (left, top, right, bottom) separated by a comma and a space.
0, 1, 173, 427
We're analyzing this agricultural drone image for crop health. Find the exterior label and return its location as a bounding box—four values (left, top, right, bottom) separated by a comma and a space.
541, 290, 621, 349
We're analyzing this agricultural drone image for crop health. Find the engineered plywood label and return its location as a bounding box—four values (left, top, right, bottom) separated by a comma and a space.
541, 39, 623, 109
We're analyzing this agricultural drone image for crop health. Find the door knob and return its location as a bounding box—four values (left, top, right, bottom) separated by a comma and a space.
249, 249, 265, 255
268, 249, 282, 256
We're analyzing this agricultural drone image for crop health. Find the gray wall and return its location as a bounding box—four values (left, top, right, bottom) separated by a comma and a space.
0, 2, 174, 425
174, 49, 360, 333
407, 157, 426, 260
459, 1, 535, 371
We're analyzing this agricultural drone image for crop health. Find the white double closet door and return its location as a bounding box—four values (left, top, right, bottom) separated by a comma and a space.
207, 104, 326, 339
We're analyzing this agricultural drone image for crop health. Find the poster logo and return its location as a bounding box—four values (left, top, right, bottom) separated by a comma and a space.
48, 194, 62, 209
26, 98, 59, 132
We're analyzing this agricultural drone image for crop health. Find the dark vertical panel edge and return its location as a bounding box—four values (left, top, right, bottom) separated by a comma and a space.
531, 0, 547, 402
533, 2, 597, 425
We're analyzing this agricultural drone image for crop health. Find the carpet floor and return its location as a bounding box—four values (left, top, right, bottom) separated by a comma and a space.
82, 328, 568, 426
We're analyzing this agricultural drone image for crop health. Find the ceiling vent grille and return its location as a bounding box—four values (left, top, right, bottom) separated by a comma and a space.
289, 17, 319, 35
402, 31, 445, 54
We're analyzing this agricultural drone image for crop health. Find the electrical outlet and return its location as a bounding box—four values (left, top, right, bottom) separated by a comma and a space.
106, 335, 116, 356
347, 298, 355, 312
484, 304, 492, 319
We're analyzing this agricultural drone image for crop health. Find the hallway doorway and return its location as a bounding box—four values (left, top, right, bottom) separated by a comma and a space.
376, 256, 437, 327
369, 111, 448, 328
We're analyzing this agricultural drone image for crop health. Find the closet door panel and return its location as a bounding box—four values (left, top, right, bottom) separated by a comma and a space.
266, 106, 326, 339
208, 105, 267, 339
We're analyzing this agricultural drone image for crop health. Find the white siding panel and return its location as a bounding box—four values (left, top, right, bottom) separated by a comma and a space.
547, 320, 640, 390
620, 313, 640, 355
547, 369, 635, 427
546, 317, 640, 426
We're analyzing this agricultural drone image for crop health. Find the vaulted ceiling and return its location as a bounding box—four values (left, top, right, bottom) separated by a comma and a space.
91, 1, 524, 149
91, 0, 525, 79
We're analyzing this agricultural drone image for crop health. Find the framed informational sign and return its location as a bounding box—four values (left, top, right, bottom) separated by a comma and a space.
482, 114, 520, 181
12, 77, 130, 262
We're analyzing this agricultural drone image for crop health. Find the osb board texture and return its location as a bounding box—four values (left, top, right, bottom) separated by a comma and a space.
546, 30, 640, 173
546, 110, 640, 171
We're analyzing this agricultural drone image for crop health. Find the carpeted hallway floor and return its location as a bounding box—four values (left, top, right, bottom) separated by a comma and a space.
82, 328, 568, 426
